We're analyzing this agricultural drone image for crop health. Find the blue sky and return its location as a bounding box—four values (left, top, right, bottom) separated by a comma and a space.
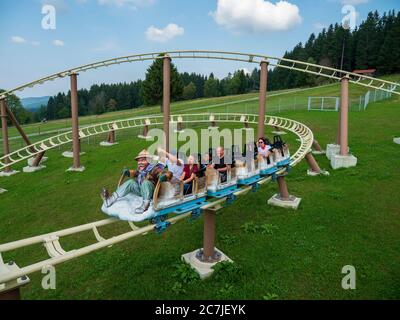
0, 0, 399, 98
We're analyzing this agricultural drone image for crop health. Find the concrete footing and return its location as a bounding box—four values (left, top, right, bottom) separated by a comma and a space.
331, 154, 358, 169
66, 166, 86, 172
0, 188, 7, 194
268, 194, 301, 210
99, 141, 119, 147
23, 165, 46, 173
312, 150, 326, 155
326, 144, 340, 160
62, 151, 85, 158
181, 248, 232, 280
394, 137, 400, 145
208, 127, 219, 130
307, 169, 330, 177
0, 170, 19, 177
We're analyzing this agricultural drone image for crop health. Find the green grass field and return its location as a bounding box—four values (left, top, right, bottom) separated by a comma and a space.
0, 82, 399, 300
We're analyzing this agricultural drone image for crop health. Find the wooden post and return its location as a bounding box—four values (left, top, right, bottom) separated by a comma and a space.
305, 152, 322, 173
339, 75, 350, 156
70, 73, 81, 169
0, 99, 11, 172
258, 60, 269, 139
108, 125, 115, 144
203, 209, 218, 262
163, 56, 171, 153
277, 175, 290, 200
5, 105, 35, 154
313, 140, 323, 152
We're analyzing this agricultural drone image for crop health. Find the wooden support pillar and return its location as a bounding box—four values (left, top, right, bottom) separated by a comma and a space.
203, 209, 219, 262
108, 126, 115, 144
305, 152, 322, 173
4, 102, 44, 167
0, 99, 11, 172
32, 151, 45, 167
163, 56, 171, 153
70, 73, 81, 169
339, 75, 350, 156
313, 140, 323, 152
5, 105, 34, 153
277, 175, 290, 200
257, 60, 269, 139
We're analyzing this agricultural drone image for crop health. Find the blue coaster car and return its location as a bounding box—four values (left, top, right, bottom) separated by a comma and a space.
235, 159, 262, 186
206, 167, 239, 199
152, 177, 208, 217
258, 154, 278, 176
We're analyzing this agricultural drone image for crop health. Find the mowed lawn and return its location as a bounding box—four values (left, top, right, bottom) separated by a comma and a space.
0, 92, 399, 299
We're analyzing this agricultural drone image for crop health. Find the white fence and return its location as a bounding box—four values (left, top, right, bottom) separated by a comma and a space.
308, 97, 340, 112
308, 88, 394, 112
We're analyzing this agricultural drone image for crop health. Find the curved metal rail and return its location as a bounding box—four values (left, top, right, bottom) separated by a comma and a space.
1, 50, 399, 100
0, 113, 313, 171
0, 113, 313, 290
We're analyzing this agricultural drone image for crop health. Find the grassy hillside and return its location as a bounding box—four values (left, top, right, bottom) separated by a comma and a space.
0, 84, 399, 299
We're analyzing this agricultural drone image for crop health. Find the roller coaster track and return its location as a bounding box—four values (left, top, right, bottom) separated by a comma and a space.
0, 113, 312, 290
1, 50, 399, 101
0, 113, 313, 171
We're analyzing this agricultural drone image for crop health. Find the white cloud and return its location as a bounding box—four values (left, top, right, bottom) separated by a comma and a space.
11, 36, 40, 46
11, 36, 27, 44
212, 0, 302, 33
146, 23, 184, 43
53, 40, 65, 46
98, 0, 154, 9
340, 0, 369, 5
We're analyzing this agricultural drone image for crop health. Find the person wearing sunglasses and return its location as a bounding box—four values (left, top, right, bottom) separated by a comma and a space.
257, 137, 273, 159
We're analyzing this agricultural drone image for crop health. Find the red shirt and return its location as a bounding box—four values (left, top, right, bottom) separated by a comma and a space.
183, 164, 198, 180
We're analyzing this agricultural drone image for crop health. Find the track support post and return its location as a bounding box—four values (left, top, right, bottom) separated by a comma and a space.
305, 151, 329, 176
163, 55, 171, 153
312, 139, 325, 155
0, 99, 18, 177
268, 174, 301, 210
330, 75, 358, 169
100, 124, 118, 147
182, 208, 232, 280
257, 60, 269, 139
67, 73, 85, 172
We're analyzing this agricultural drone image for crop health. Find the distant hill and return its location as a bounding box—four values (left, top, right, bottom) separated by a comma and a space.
21, 96, 50, 111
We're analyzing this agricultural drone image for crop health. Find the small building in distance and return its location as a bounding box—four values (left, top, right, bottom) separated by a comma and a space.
353, 69, 377, 77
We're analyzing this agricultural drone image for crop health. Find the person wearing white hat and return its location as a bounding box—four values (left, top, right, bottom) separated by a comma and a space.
101, 149, 166, 214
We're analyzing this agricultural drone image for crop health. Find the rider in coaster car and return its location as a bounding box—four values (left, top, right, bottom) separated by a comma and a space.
210, 146, 230, 183
257, 137, 273, 163
272, 136, 287, 157
101, 149, 172, 214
